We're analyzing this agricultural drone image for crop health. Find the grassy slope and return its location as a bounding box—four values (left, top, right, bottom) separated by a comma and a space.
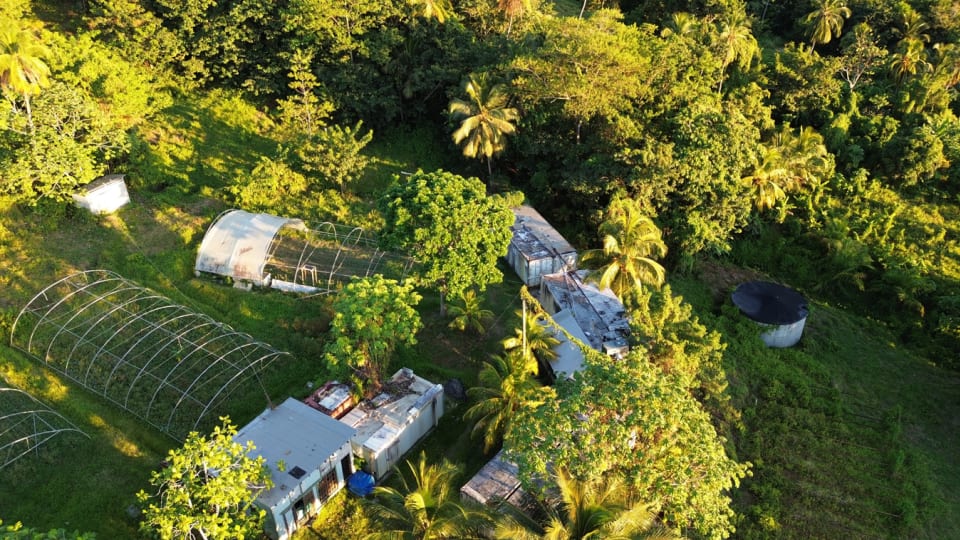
675, 267, 960, 539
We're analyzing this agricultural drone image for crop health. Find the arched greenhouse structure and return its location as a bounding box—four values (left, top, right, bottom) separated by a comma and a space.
0, 386, 87, 471
10, 270, 290, 440
194, 209, 414, 294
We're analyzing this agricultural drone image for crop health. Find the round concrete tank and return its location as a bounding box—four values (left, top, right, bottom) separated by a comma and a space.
731, 281, 808, 348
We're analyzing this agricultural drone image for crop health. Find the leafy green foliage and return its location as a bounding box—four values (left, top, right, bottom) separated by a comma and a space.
463, 349, 546, 453
137, 419, 271, 540
493, 469, 676, 540
363, 452, 490, 539
506, 350, 750, 539
379, 169, 514, 313
0, 519, 95, 540
447, 289, 494, 334
298, 121, 374, 194
323, 276, 422, 388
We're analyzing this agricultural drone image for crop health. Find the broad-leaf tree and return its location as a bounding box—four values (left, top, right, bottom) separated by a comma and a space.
380, 170, 514, 315
505, 351, 750, 539
364, 452, 489, 539
449, 73, 518, 181
580, 196, 667, 304
323, 276, 422, 389
464, 350, 547, 453
137, 419, 271, 540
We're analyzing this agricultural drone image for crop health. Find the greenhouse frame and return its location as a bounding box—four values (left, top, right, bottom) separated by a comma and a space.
0, 386, 87, 471
194, 209, 414, 294
10, 270, 289, 440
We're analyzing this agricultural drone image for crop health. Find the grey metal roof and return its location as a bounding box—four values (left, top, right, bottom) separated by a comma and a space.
510, 205, 577, 262
540, 270, 630, 351
235, 398, 355, 508
460, 450, 527, 507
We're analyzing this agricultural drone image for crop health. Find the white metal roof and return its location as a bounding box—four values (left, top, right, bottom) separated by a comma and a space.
235, 398, 355, 509
195, 210, 306, 285
549, 309, 592, 379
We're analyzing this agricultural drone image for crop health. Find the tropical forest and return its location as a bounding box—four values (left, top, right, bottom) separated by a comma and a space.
1, 0, 958, 538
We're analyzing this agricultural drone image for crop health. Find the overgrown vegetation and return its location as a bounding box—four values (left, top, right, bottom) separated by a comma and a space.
1, 0, 959, 538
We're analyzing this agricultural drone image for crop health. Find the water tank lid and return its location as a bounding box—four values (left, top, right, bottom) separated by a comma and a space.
732, 281, 808, 325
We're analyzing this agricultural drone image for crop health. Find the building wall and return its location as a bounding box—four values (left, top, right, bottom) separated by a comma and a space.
265, 441, 353, 540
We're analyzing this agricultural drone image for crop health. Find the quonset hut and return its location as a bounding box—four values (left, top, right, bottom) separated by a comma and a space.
732, 281, 809, 348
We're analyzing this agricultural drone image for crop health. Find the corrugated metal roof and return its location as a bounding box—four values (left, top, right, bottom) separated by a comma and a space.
540, 271, 630, 352
510, 205, 577, 262
460, 450, 527, 507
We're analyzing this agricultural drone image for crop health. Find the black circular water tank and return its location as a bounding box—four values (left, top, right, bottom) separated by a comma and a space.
731, 281, 808, 325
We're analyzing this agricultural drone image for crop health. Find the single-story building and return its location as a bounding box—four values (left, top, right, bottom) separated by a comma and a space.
235, 397, 356, 540
506, 205, 578, 287
539, 270, 630, 359
72, 174, 130, 214
338, 368, 444, 481
460, 450, 530, 508
544, 309, 594, 381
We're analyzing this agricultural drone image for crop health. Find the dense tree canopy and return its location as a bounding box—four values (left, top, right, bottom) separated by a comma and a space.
379, 169, 514, 314
137, 420, 271, 540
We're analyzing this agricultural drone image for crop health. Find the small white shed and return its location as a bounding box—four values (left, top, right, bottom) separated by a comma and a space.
338, 368, 444, 481
235, 398, 356, 540
72, 174, 130, 214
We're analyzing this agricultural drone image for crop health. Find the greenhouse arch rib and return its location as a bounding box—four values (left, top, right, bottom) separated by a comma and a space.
10, 270, 290, 440
0, 387, 88, 471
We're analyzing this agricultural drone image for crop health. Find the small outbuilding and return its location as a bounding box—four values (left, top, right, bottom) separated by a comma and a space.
732, 281, 809, 348
337, 368, 444, 481
234, 398, 356, 540
507, 205, 578, 286
460, 450, 530, 508
72, 174, 130, 214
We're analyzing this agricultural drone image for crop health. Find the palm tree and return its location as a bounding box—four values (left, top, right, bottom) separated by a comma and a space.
410, 0, 454, 23
448, 289, 494, 335
743, 125, 833, 214
580, 197, 667, 302
0, 25, 51, 132
801, 0, 851, 51
889, 39, 932, 83
497, 0, 532, 36
660, 12, 699, 39
893, 9, 930, 49
365, 452, 488, 539
464, 350, 544, 453
493, 469, 678, 540
502, 309, 560, 365
449, 73, 519, 182
714, 10, 758, 93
